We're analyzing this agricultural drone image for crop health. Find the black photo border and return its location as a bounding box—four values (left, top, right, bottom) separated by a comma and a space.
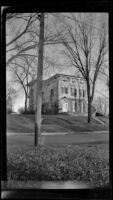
1, 0, 112, 199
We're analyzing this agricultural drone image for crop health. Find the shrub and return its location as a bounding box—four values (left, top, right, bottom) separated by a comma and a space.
42, 103, 52, 115
23, 110, 35, 115
7, 107, 12, 114
42, 102, 60, 115
95, 112, 104, 117
18, 107, 25, 114
18, 107, 35, 115
53, 102, 59, 114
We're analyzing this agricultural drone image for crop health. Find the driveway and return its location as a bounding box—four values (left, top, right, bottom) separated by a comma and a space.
7, 131, 109, 146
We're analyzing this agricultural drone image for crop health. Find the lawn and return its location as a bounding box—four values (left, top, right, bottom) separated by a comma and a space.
7, 114, 109, 134
6, 114, 109, 188
7, 143, 109, 188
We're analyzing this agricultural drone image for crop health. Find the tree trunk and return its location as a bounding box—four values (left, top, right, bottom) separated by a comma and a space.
34, 94, 42, 146
87, 97, 92, 123
24, 96, 27, 112
34, 13, 44, 146
87, 82, 92, 123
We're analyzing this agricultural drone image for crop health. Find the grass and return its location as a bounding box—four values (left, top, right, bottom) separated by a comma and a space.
7, 143, 109, 188
7, 114, 109, 133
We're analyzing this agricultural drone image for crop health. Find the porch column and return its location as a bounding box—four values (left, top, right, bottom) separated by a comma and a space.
81, 102, 83, 114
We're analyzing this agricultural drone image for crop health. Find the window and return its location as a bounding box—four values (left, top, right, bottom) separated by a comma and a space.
61, 87, 68, 94
65, 87, 68, 94
83, 90, 86, 97
50, 89, 54, 97
74, 89, 77, 97
71, 88, 77, 97
75, 102, 77, 111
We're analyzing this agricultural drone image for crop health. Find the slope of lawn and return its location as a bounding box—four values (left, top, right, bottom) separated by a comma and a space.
7, 143, 109, 188
7, 114, 109, 134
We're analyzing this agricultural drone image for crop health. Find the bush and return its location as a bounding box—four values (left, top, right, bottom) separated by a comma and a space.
95, 112, 104, 117
18, 107, 25, 114
23, 110, 35, 115
53, 102, 59, 114
41, 103, 53, 115
42, 102, 60, 115
18, 107, 35, 115
7, 107, 12, 114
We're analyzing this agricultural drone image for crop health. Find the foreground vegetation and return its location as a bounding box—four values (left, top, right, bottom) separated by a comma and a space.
7, 143, 109, 188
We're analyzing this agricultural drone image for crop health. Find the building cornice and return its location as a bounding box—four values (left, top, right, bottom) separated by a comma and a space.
26, 73, 85, 87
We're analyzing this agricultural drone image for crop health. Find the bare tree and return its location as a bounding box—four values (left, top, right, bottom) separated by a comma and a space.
54, 13, 108, 123
6, 13, 63, 67
10, 56, 37, 112
6, 13, 41, 66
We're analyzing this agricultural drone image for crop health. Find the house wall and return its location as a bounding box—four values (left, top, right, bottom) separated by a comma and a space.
58, 75, 87, 114
42, 77, 58, 104
41, 77, 59, 113
28, 74, 88, 114
28, 76, 58, 112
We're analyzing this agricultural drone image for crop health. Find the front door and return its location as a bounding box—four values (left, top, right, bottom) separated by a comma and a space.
62, 100, 68, 112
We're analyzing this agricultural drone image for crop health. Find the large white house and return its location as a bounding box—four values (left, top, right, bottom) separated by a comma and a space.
27, 73, 88, 114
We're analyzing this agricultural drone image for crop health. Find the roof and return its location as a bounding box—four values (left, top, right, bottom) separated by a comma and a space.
27, 73, 85, 87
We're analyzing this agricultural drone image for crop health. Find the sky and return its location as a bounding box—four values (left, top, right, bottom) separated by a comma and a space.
6, 12, 109, 112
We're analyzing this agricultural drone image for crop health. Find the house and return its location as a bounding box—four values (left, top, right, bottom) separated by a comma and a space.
27, 74, 88, 115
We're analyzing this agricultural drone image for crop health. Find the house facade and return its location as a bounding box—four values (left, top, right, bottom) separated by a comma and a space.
27, 74, 88, 115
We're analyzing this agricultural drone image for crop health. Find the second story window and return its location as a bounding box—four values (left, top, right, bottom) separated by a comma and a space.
61, 87, 68, 94
71, 88, 77, 97
83, 90, 86, 97
74, 89, 77, 97
65, 87, 68, 94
